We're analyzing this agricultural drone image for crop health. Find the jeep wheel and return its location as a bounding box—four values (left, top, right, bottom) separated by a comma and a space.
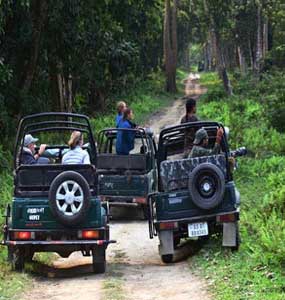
92, 247, 106, 274
49, 171, 91, 226
161, 254, 173, 263
188, 163, 225, 210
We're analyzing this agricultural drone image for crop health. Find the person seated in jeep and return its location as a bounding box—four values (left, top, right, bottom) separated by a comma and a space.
20, 134, 47, 165
189, 127, 224, 158
180, 98, 199, 158
62, 131, 90, 164
116, 108, 137, 155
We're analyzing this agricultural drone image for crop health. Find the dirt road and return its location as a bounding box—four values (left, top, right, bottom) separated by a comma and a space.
21, 75, 211, 300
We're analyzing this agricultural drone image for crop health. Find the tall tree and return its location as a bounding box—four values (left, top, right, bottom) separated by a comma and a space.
203, 0, 233, 96
164, 0, 178, 93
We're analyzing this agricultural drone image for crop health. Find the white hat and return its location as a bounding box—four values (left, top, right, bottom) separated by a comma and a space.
24, 134, 38, 147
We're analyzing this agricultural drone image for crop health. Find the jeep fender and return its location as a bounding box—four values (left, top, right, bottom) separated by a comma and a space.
158, 230, 174, 255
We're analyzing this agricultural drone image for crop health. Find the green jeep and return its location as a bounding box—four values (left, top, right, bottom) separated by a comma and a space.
97, 128, 157, 218
2, 113, 115, 273
147, 121, 246, 263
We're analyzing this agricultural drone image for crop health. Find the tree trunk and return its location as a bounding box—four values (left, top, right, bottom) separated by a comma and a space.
248, 38, 254, 69
263, 18, 268, 58
237, 46, 246, 75
204, 0, 232, 96
20, 0, 48, 92
254, 4, 262, 77
163, 0, 177, 93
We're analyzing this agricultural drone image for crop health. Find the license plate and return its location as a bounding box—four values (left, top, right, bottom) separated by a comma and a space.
188, 222, 208, 237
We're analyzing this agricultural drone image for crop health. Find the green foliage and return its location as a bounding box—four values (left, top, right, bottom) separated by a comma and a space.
193, 72, 285, 300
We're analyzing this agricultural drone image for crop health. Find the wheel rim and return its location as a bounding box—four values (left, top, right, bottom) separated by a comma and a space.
56, 180, 84, 216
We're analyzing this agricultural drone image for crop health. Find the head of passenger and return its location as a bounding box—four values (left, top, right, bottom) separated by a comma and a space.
194, 128, 209, 147
68, 131, 83, 149
24, 134, 38, 153
117, 101, 127, 116
123, 108, 134, 121
186, 98, 197, 115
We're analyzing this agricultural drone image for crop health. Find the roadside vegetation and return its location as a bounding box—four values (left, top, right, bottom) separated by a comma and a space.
192, 71, 285, 300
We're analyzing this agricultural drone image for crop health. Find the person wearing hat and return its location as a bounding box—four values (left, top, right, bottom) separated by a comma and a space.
189, 127, 224, 158
20, 134, 47, 164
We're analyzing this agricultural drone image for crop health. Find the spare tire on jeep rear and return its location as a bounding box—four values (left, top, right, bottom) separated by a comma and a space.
188, 163, 225, 210
49, 171, 91, 226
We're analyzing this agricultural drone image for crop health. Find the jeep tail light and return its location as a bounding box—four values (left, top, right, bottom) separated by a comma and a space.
159, 222, 178, 230
133, 197, 146, 204
14, 231, 33, 240
81, 230, 99, 239
216, 213, 236, 223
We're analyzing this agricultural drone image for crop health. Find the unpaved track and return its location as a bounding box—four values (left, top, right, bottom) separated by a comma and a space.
21, 75, 211, 300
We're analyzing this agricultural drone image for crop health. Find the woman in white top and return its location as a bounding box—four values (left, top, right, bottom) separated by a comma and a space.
62, 131, 91, 164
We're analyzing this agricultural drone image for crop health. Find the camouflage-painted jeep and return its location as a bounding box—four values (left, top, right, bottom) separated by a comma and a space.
147, 121, 246, 263
97, 128, 157, 218
2, 113, 115, 273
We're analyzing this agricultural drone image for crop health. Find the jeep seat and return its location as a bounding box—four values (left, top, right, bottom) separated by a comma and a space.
96, 154, 147, 175
15, 164, 97, 197
160, 154, 227, 192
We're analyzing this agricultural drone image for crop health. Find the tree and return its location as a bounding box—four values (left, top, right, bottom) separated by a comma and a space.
164, 0, 178, 93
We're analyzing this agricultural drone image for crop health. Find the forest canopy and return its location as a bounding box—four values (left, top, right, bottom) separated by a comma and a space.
0, 0, 284, 148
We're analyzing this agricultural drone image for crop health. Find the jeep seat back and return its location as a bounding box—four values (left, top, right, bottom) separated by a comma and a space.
97, 153, 147, 174
14, 164, 97, 197
160, 154, 227, 192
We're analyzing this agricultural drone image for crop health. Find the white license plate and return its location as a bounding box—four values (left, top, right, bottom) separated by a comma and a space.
188, 222, 208, 237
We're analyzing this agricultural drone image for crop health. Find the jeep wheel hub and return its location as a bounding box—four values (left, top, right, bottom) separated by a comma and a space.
56, 180, 84, 216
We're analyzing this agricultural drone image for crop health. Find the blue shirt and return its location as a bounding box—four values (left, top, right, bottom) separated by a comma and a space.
115, 113, 123, 127
62, 146, 91, 164
116, 119, 136, 155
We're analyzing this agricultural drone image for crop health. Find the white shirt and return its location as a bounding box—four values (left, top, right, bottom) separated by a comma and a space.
62, 146, 91, 165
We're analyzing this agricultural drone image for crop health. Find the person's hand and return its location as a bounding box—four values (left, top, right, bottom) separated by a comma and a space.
216, 127, 224, 144
38, 144, 47, 156
217, 127, 224, 138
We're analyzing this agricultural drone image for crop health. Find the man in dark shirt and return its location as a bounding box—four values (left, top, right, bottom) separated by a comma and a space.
180, 98, 199, 158
20, 134, 47, 164
189, 127, 224, 158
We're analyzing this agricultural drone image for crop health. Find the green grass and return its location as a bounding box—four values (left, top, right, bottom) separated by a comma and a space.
191, 71, 285, 300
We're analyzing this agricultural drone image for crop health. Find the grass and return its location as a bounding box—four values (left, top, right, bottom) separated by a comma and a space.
0, 69, 188, 299
191, 71, 285, 300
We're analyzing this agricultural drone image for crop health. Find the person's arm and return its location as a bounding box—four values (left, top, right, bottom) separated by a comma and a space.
34, 144, 47, 160
210, 127, 224, 155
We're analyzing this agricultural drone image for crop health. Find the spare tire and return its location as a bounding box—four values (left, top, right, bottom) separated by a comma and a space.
49, 171, 91, 226
188, 163, 225, 210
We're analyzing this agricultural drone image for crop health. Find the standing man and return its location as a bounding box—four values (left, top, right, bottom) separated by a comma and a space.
180, 98, 199, 158
20, 134, 47, 164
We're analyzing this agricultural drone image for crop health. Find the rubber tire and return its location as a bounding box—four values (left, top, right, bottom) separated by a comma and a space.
161, 254, 173, 264
93, 261, 106, 274
142, 205, 149, 220
92, 248, 106, 274
49, 171, 91, 227
188, 163, 225, 210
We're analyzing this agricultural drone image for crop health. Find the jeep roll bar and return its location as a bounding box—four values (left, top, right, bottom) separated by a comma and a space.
14, 112, 97, 169
156, 121, 231, 184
